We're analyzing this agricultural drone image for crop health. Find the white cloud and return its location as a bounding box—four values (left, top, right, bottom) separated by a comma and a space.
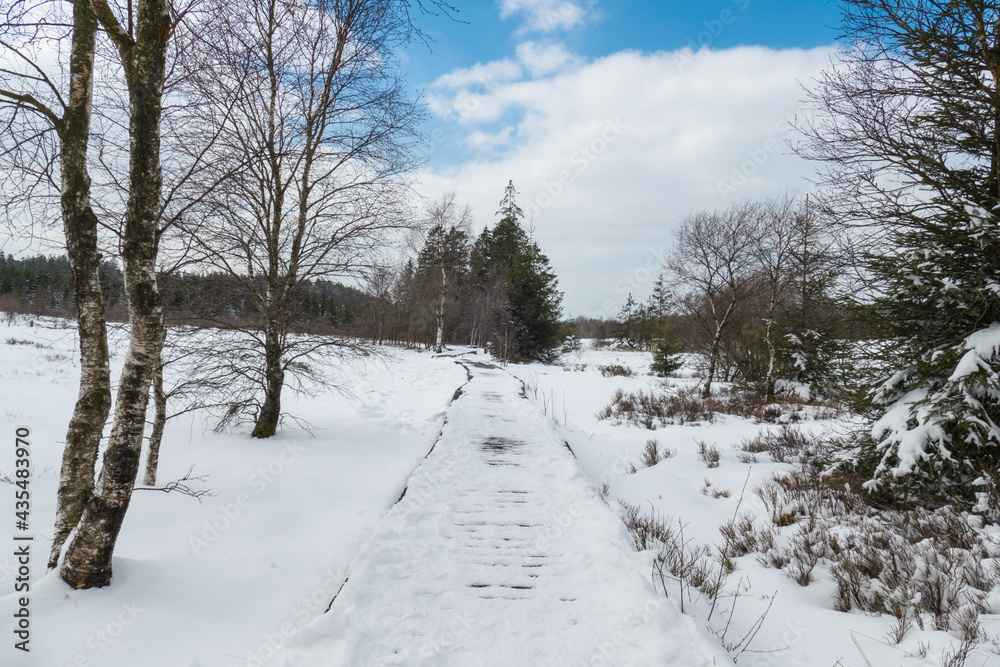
432, 59, 522, 90
466, 126, 516, 151
416, 45, 838, 317
515, 41, 581, 78
499, 0, 590, 33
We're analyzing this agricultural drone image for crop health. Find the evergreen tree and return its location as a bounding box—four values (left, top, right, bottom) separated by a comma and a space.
801, 0, 1000, 502
647, 274, 684, 375
613, 293, 641, 349
776, 201, 846, 398
650, 339, 684, 377
473, 180, 564, 362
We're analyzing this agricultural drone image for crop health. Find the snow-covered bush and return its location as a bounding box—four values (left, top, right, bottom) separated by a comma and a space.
863, 321, 1000, 504
754, 464, 1000, 639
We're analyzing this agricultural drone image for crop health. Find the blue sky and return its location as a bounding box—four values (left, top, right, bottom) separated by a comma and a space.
404, 1, 843, 168
399, 1, 846, 317
405, 1, 844, 77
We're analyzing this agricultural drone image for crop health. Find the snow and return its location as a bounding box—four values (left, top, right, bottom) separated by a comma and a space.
953, 321, 1000, 381
0, 317, 468, 666
870, 321, 1000, 481
273, 361, 729, 666
505, 344, 1000, 667
870, 387, 952, 478
0, 320, 997, 666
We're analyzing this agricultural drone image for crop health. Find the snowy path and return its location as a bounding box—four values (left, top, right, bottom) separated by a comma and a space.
274, 361, 729, 666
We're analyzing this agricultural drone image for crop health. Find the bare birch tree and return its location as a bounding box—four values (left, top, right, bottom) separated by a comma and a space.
669, 202, 760, 398
0, 1, 116, 569
752, 195, 798, 400
187, 0, 430, 437
58, 0, 180, 589
417, 192, 471, 353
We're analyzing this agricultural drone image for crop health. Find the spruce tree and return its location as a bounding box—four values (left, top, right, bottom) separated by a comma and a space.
647, 274, 684, 375
613, 294, 640, 350
473, 180, 565, 362
801, 0, 1000, 502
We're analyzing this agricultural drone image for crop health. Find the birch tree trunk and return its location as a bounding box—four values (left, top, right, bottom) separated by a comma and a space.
252, 325, 284, 438
764, 306, 777, 401
702, 300, 735, 399
48, 0, 113, 570
704, 325, 723, 398
763, 292, 779, 401
60, 0, 170, 589
435, 266, 447, 353
142, 360, 167, 486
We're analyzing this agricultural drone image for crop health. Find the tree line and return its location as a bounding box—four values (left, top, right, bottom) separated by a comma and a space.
0, 254, 363, 325
351, 182, 566, 363
1, 0, 459, 589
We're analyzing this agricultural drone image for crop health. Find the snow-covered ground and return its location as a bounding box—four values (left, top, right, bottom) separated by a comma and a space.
0, 316, 468, 666
273, 360, 729, 666
0, 320, 997, 666
507, 345, 1000, 667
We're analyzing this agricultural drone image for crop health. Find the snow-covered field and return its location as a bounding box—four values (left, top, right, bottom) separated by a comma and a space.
0, 319, 997, 666
508, 347, 1000, 667
0, 316, 468, 666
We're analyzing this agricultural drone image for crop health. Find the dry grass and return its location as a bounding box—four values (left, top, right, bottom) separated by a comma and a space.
597, 386, 843, 429
599, 363, 635, 378
640, 438, 674, 468
739, 425, 826, 464
697, 440, 721, 468
752, 464, 1000, 637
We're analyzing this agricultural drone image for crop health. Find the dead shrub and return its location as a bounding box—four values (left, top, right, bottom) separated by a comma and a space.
597, 386, 717, 428
598, 386, 844, 430
753, 465, 1000, 637
697, 440, 721, 468
619, 500, 672, 550
640, 438, 674, 468
718, 513, 776, 562
739, 425, 823, 464
599, 363, 635, 378
653, 526, 719, 611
